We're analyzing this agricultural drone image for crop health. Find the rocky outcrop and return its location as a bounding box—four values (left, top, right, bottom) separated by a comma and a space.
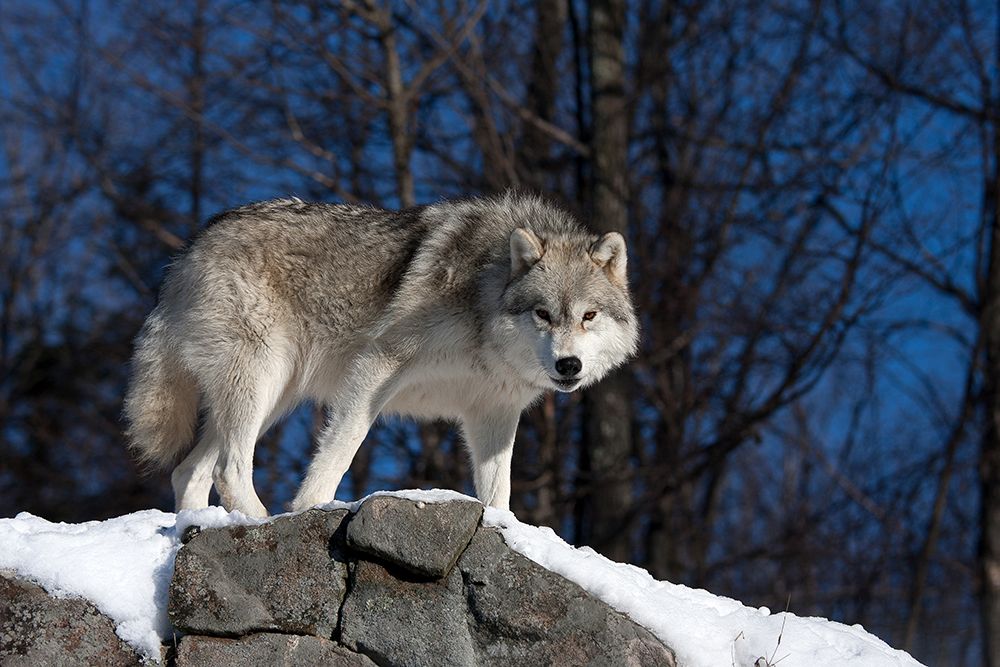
345, 496, 483, 578
458, 529, 672, 666
0, 572, 141, 666
1, 497, 677, 666
171, 496, 674, 666
170, 509, 349, 637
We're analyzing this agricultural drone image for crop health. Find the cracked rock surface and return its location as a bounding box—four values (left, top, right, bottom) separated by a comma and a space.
169, 508, 349, 638
176, 632, 377, 666
345, 495, 482, 578
1, 496, 676, 666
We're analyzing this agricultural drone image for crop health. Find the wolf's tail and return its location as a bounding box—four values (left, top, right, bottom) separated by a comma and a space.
123, 308, 200, 469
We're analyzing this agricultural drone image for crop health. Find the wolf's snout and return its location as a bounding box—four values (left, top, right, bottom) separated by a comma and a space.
555, 356, 582, 377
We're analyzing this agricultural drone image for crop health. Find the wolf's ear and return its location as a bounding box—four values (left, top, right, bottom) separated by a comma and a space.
510, 228, 544, 278
590, 232, 628, 287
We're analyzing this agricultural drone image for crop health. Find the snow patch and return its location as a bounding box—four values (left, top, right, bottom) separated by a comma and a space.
318, 487, 478, 513
0, 490, 474, 661
483, 507, 924, 667
0, 509, 174, 660
0, 492, 923, 666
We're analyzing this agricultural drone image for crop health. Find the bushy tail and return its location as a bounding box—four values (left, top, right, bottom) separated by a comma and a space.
123, 309, 200, 469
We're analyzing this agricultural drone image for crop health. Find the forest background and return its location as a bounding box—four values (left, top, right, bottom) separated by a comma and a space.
1, 2, 997, 664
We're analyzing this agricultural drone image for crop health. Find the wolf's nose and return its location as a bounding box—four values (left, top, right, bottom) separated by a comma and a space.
555, 356, 582, 377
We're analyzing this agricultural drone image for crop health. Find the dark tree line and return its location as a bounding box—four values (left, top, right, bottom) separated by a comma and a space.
0, 1, 996, 664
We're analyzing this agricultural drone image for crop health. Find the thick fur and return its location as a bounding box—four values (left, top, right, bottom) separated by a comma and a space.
124, 192, 639, 517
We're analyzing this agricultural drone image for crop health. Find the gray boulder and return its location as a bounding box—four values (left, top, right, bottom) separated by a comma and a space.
2, 499, 677, 667
340, 559, 478, 666
459, 529, 676, 666
0, 572, 140, 666
165, 498, 676, 667
176, 632, 377, 666
169, 508, 349, 637
346, 495, 482, 578
340, 511, 674, 667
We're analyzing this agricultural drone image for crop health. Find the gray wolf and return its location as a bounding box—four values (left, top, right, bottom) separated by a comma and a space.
124, 192, 639, 517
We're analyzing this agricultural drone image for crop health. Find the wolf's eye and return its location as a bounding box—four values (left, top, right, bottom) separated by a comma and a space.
582, 311, 597, 322
535, 309, 551, 322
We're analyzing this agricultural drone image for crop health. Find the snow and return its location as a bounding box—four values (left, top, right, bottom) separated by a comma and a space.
0, 507, 260, 660
0, 490, 924, 667
319, 487, 476, 513
484, 507, 924, 667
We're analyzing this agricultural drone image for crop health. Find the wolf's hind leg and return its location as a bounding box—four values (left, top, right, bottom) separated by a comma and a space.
461, 409, 520, 511
171, 436, 219, 511
206, 347, 292, 518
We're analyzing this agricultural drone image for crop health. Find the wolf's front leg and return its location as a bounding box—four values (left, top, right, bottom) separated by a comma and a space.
462, 409, 520, 511
291, 406, 372, 511
291, 354, 402, 511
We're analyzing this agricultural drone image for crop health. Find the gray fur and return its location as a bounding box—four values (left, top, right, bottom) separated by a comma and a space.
124, 192, 639, 517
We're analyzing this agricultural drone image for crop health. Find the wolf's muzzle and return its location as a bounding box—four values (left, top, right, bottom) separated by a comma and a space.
555, 356, 582, 377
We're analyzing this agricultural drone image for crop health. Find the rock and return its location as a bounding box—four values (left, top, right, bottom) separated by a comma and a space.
340, 559, 477, 666
346, 495, 482, 579
458, 529, 676, 667
162, 499, 676, 666
0, 572, 140, 666
3, 500, 678, 666
169, 509, 348, 637
176, 632, 377, 667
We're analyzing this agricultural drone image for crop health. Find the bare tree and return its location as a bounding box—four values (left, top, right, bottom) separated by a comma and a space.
820, 1, 998, 660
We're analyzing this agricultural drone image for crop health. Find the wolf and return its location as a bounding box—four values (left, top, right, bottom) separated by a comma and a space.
124, 192, 639, 518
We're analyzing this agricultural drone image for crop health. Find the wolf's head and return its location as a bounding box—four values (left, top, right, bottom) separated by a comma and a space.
498, 226, 639, 393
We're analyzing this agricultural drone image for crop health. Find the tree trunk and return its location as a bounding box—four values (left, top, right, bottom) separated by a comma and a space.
636, 0, 693, 581
979, 18, 1000, 663
981, 113, 1000, 667
520, 0, 567, 191
374, 5, 414, 208
579, 0, 632, 561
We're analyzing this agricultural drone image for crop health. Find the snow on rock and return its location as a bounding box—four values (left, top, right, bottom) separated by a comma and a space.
0, 490, 924, 667
483, 507, 925, 667
0, 506, 259, 660
319, 487, 478, 513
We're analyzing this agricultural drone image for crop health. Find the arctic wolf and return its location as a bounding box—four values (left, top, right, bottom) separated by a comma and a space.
124, 192, 639, 518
